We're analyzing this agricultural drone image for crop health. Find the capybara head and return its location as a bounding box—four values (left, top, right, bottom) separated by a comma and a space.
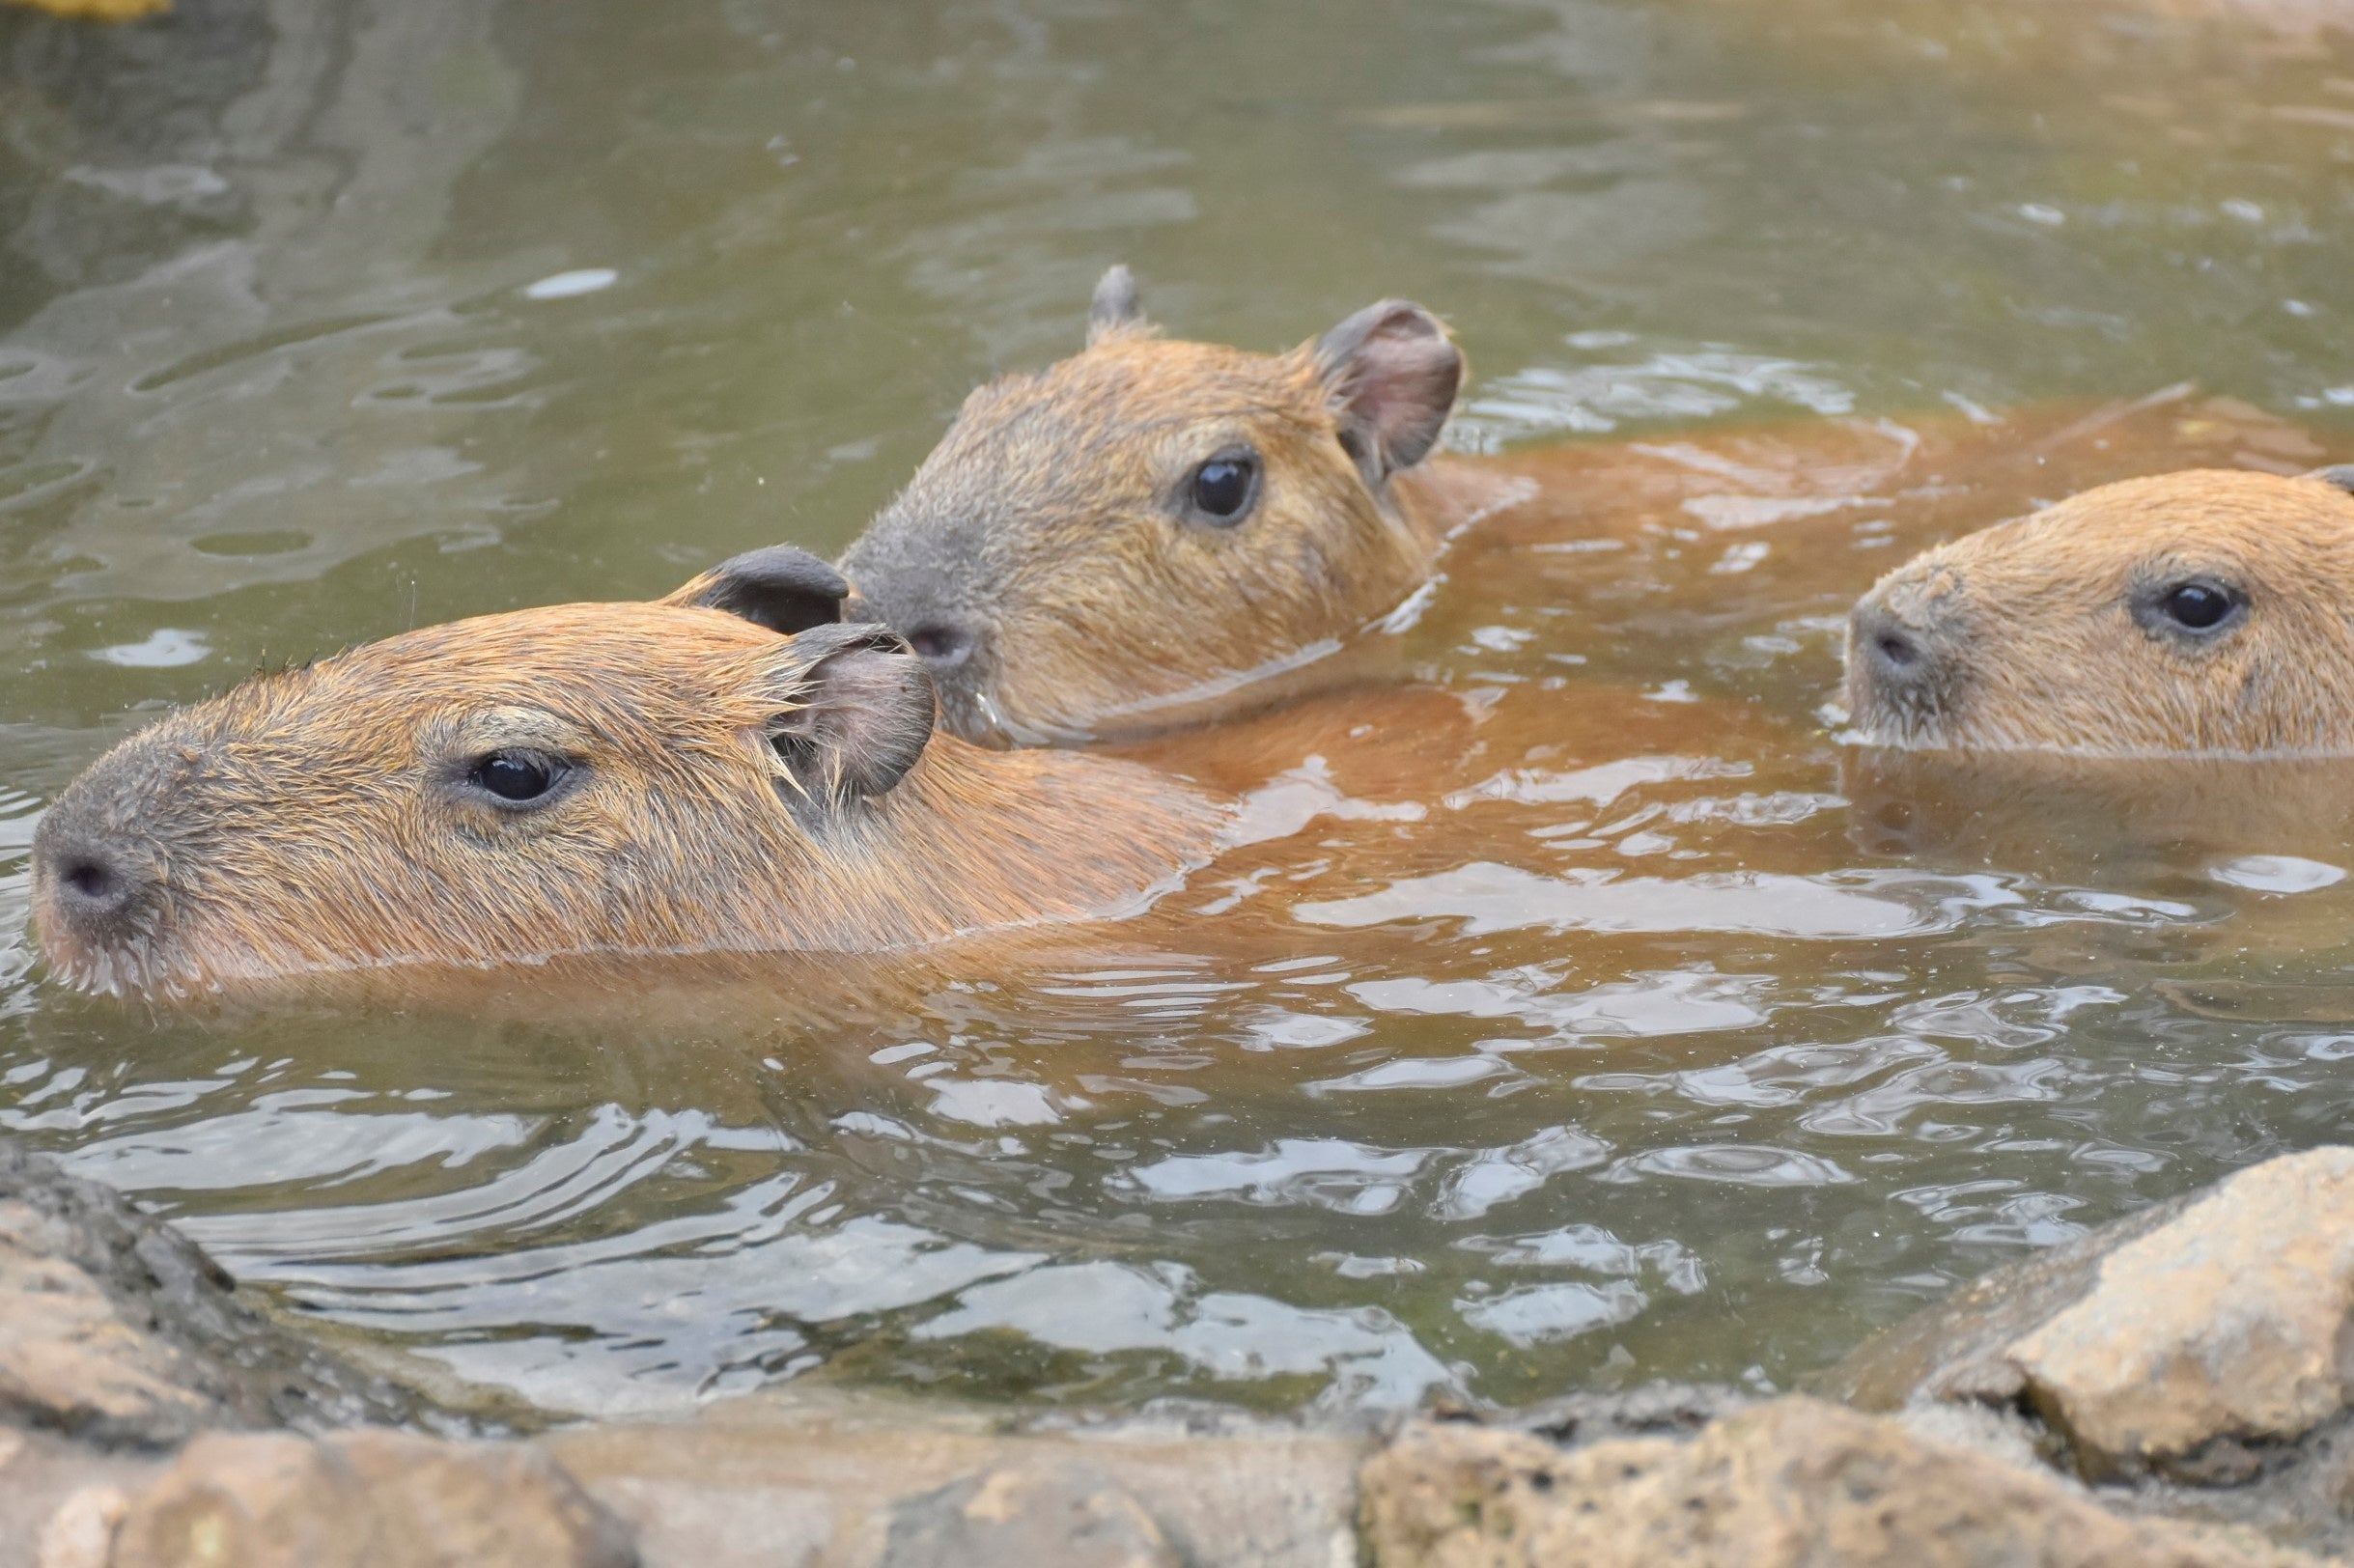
30, 547, 1221, 998
839, 266, 1465, 744
1844, 467, 2354, 755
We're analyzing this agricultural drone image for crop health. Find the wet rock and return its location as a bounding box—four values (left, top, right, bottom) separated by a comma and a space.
882, 1462, 1176, 1568
107, 1429, 636, 1568
1358, 1395, 2328, 1568
0, 1221, 211, 1447
543, 1389, 1364, 1568
1824, 1147, 2354, 1482
0, 1144, 412, 1446
1497, 1380, 1749, 1446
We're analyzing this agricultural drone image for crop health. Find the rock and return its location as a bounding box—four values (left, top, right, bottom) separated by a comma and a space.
882, 1462, 1177, 1568
108, 1429, 637, 1568
543, 1388, 1365, 1568
0, 1146, 415, 1447
1824, 1147, 2354, 1482
1495, 1381, 1749, 1447
1358, 1395, 2329, 1568
34, 1483, 128, 1568
0, 1221, 214, 1447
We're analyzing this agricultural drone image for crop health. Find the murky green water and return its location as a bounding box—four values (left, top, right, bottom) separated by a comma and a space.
7, 0, 2354, 1419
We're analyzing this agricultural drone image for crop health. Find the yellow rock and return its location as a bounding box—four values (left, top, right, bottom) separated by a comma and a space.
1359, 1398, 2329, 1568
2007, 1148, 2354, 1472
2, 0, 169, 19
109, 1430, 636, 1568
1830, 1146, 2354, 1481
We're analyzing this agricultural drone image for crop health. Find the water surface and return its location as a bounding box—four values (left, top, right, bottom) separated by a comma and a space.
6, 0, 2354, 1418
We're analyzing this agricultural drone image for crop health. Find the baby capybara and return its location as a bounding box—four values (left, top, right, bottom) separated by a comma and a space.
1845, 466, 2354, 754
30, 548, 1223, 998
840, 267, 1480, 745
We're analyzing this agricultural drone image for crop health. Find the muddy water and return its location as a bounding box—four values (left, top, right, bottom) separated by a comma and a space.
7, 0, 2354, 1418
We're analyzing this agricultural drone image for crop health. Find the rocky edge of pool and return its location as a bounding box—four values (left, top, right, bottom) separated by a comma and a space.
0, 1141, 2349, 1566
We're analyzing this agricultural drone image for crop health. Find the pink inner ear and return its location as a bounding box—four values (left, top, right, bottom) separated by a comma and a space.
1314, 299, 1465, 477
1349, 321, 1462, 472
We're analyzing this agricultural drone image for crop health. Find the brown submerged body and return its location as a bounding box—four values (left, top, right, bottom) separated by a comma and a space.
29, 578, 1223, 999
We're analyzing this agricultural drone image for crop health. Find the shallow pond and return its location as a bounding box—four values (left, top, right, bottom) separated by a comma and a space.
6, 0, 2354, 1420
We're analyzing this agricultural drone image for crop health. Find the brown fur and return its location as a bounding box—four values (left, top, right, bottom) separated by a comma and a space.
839, 289, 1481, 744
838, 281, 2320, 753
1844, 468, 2354, 754
30, 601, 1224, 998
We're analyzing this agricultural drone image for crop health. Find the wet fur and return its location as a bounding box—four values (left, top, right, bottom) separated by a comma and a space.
32, 602, 1223, 996
1845, 469, 2354, 754
840, 309, 1460, 743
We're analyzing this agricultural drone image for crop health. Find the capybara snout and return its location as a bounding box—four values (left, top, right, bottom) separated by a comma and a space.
33, 546, 1222, 997
840, 266, 1466, 744
1844, 467, 2354, 755
1844, 562, 1977, 742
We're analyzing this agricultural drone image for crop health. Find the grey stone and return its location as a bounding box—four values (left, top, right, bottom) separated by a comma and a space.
1825, 1149, 2354, 1479
107, 1428, 637, 1568
882, 1462, 1176, 1568
0, 1144, 414, 1446
1359, 1396, 2332, 1568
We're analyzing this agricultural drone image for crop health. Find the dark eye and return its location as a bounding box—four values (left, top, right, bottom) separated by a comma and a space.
2159, 581, 2238, 632
1189, 452, 1259, 524
469, 750, 562, 805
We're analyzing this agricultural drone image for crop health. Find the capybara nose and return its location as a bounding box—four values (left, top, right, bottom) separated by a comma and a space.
905, 620, 981, 671
1851, 600, 1940, 693
34, 820, 154, 936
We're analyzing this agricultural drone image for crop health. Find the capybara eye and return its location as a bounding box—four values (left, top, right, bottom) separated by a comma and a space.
2160, 581, 2237, 632
469, 750, 562, 805
1189, 451, 1259, 524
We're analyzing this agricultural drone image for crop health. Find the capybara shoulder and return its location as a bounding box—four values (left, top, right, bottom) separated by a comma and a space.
1844, 466, 2354, 754
30, 548, 1224, 997
839, 266, 1468, 743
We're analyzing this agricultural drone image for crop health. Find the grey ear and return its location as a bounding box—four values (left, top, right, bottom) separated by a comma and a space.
1314, 300, 1464, 484
665, 546, 847, 635
1086, 265, 1147, 346
2308, 464, 2354, 496
765, 623, 934, 812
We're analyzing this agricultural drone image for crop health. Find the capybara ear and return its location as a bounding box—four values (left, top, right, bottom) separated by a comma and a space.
664, 546, 848, 635
1312, 300, 1464, 485
763, 623, 934, 811
2307, 464, 2354, 497
1086, 264, 1151, 347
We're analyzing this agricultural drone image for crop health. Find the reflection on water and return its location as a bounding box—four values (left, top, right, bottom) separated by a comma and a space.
6, 0, 2354, 1419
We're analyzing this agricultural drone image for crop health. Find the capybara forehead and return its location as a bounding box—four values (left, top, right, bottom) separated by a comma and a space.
944, 335, 1329, 461
171, 602, 792, 752
1952, 470, 2354, 583
344, 601, 782, 678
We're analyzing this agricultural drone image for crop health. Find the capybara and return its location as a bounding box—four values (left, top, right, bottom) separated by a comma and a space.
840, 266, 1506, 745
1844, 466, 2354, 755
29, 547, 1224, 998
842, 269, 2340, 750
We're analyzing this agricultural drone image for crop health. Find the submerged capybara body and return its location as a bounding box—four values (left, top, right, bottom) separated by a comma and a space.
1844, 467, 2354, 755
841, 267, 1501, 745
30, 551, 1223, 997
